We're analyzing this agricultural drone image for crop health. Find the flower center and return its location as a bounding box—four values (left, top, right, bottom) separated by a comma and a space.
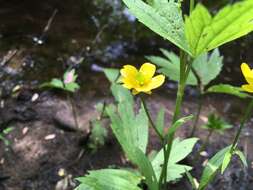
135, 72, 146, 86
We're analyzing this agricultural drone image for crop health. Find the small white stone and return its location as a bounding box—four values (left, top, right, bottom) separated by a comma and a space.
22, 127, 29, 135
200, 151, 209, 157
31, 93, 39, 102
44, 134, 56, 140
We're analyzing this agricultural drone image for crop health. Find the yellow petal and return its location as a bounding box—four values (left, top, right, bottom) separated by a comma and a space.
241, 63, 253, 84
242, 84, 253, 93
241, 63, 252, 77
150, 75, 165, 90
120, 65, 138, 78
139, 63, 156, 81
122, 77, 137, 89
135, 84, 153, 93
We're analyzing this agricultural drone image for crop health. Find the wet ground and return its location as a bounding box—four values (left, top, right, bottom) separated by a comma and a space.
1, 0, 253, 190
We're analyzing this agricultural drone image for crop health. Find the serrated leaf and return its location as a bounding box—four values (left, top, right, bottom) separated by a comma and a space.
146, 49, 197, 85
106, 101, 148, 155
75, 169, 142, 190
206, 84, 250, 98
122, 0, 190, 54
147, 49, 222, 86
234, 150, 248, 167
199, 145, 231, 190
192, 49, 223, 85
185, 2, 253, 56
152, 138, 198, 182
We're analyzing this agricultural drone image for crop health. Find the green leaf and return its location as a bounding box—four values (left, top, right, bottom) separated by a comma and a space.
155, 107, 165, 135
206, 84, 250, 98
3, 127, 14, 134
221, 151, 232, 174
147, 49, 222, 86
185, 2, 253, 56
106, 103, 158, 190
152, 138, 198, 182
40, 78, 64, 89
106, 101, 149, 155
88, 120, 108, 150
64, 82, 80, 92
234, 149, 248, 167
166, 115, 193, 139
201, 113, 232, 133
75, 169, 142, 190
104, 68, 120, 83
111, 84, 133, 104
199, 145, 231, 190
122, 0, 190, 54
146, 49, 197, 85
192, 49, 223, 85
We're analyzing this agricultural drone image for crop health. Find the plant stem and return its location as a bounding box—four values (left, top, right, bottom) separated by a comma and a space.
159, 51, 189, 189
190, 67, 204, 137
190, 0, 195, 13
140, 96, 166, 190
230, 99, 253, 152
140, 96, 163, 141
67, 93, 79, 129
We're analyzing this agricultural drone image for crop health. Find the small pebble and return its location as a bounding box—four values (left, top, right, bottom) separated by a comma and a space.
31, 93, 39, 102
44, 134, 56, 140
200, 151, 209, 157
22, 127, 29, 135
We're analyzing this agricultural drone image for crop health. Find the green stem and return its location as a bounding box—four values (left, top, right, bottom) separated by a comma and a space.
190, 67, 204, 137
140, 96, 166, 190
230, 99, 253, 152
159, 51, 189, 189
67, 93, 79, 129
190, 0, 195, 13
190, 95, 203, 137
140, 96, 163, 141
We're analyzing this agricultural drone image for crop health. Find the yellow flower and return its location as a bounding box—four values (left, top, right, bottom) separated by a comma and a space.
120, 63, 165, 95
241, 63, 253, 93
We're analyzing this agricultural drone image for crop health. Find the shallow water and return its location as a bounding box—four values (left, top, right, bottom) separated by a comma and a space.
0, 0, 253, 96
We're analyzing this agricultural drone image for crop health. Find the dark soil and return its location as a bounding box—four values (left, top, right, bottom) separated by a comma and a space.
0, 87, 253, 190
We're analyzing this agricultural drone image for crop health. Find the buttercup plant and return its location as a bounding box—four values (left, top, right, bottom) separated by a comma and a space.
76, 0, 253, 190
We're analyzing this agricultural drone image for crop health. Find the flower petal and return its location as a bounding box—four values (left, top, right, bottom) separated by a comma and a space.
242, 84, 253, 93
122, 77, 137, 89
140, 63, 156, 81
241, 63, 253, 84
150, 75, 165, 90
120, 65, 138, 78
